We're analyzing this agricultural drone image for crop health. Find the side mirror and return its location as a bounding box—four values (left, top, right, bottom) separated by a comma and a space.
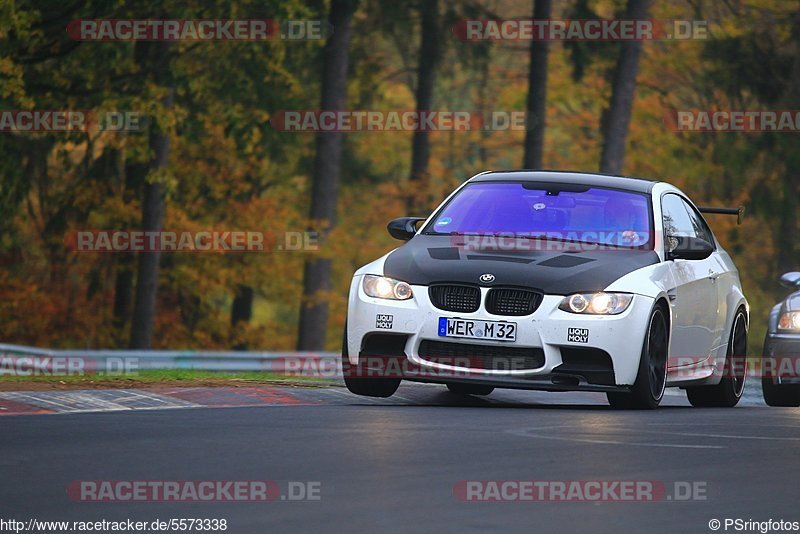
387, 217, 426, 241
779, 272, 800, 289
667, 236, 714, 261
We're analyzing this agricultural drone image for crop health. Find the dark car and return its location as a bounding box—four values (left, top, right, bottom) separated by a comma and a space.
762, 272, 800, 406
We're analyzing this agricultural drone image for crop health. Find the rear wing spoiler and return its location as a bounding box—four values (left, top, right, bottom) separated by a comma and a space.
698, 205, 745, 225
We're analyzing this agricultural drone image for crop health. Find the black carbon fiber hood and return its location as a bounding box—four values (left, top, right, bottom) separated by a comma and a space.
382, 234, 660, 295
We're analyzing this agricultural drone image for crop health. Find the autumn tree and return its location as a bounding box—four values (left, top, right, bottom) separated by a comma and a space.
297, 0, 358, 351
129, 40, 174, 349
407, 0, 442, 210
522, 0, 552, 169
599, 0, 651, 174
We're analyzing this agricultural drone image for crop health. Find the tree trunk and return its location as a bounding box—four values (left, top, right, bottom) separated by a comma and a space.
129, 39, 173, 349
128, 179, 165, 349
231, 284, 254, 350
522, 0, 552, 169
296, 0, 356, 351
599, 0, 650, 175
112, 258, 134, 329
128, 103, 170, 348
408, 0, 440, 211
775, 24, 800, 274
112, 153, 136, 335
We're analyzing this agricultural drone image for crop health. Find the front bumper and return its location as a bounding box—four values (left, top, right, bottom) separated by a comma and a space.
763, 332, 800, 385
345, 275, 655, 389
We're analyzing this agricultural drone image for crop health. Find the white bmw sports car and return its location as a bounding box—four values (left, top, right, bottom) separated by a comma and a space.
343, 171, 748, 409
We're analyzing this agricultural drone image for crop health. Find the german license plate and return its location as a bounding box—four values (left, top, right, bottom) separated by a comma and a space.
437, 317, 517, 342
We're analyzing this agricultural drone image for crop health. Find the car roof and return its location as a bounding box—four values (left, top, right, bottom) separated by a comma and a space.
469, 170, 658, 194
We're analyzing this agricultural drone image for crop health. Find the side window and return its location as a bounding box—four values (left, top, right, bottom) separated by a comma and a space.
661, 194, 697, 253
680, 198, 715, 246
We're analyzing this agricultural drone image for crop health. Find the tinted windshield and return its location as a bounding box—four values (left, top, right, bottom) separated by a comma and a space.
424, 182, 652, 248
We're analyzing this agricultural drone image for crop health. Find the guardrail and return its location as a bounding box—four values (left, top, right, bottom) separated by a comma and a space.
0, 343, 340, 375
0, 343, 766, 402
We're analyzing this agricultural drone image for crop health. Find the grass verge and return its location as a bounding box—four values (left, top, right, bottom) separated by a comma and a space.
0, 369, 333, 391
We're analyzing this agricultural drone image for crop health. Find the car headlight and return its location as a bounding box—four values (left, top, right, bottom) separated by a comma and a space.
778, 311, 800, 332
362, 275, 414, 300
558, 292, 633, 315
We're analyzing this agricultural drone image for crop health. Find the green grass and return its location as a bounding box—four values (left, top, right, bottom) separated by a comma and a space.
0, 369, 329, 384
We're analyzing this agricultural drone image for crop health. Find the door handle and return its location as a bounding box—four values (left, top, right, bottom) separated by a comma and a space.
708, 270, 721, 281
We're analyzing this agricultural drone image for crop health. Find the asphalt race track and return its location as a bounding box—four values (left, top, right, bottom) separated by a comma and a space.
1, 383, 799, 533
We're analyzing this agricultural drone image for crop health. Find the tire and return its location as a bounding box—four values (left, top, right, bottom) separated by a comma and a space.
607, 305, 668, 410
446, 383, 495, 396
686, 309, 747, 408
341, 330, 400, 398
